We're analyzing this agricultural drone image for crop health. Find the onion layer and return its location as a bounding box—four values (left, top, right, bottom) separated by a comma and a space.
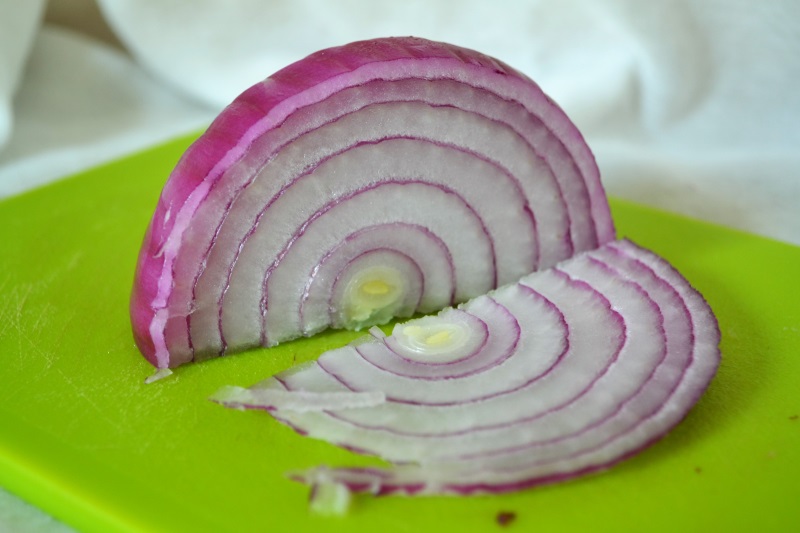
130, 37, 614, 369
213, 239, 720, 495
132, 36, 720, 499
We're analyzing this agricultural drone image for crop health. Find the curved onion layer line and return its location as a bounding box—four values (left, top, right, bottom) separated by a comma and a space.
212, 239, 720, 495
247, 134, 526, 298
311, 272, 620, 409
326, 248, 425, 326
255, 179, 498, 345
361, 302, 512, 379
251, 272, 611, 439
373, 309, 490, 366
191, 87, 571, 306
132, 37, 613, 369
267, 275, 626, 447
335, 263, 655, 451
356, 315, 490, 380
298, 222, 457, 333
438, 264, 671, 462
184, 93, 561, 347
310, 286, 580, 408
227, 267, 619, 438
327, 317, 697, 493
306, 241, 694, 445
209, 145, 512, 355
186, 94, 559, 353
197, 176, 499, 358
240, 129, 541, 346
197, 107, 542, 357
223, 142, 502, 350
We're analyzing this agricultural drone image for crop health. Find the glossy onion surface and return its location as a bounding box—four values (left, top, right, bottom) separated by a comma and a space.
214, 239, 720, 495
130, 37, 614, 369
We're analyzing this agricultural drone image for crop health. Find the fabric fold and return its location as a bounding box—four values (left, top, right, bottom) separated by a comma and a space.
0, 25, 213, 200
0, 0, 47, 149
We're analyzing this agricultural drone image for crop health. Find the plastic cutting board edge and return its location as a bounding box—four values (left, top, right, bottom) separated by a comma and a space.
1, 133, 799, 532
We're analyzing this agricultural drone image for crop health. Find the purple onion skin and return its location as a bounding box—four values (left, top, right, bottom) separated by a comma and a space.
131, 36, 612, 368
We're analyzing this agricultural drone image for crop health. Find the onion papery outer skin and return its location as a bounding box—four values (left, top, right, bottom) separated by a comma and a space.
130, 36, 614, 369
214, 239, 720, 495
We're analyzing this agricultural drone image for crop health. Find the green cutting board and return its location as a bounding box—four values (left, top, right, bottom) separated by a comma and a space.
1, 134, 798, 533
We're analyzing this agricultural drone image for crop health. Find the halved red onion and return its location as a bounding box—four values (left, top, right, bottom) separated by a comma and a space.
130, 37, 615, 369
213, 239, 720, 495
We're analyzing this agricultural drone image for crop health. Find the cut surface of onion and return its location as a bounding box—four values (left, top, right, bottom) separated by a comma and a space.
132, 36, 720, 500
130, 36, 614, 369
212, 239, 720, 495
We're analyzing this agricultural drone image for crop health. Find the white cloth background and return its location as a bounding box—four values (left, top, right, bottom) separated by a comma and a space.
1, 0, 798, 531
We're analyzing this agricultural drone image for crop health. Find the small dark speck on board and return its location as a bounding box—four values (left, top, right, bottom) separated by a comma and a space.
496, 511, 517, 527
694, 467, 703, 474
790, 414, 798, 421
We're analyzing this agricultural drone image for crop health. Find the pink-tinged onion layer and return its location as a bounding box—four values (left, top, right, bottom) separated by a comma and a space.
130, 37, 614, 369
213, 239, 720, 495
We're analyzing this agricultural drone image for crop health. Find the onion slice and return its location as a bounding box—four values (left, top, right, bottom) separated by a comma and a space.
130, 36, 614, 369
212, 239, 720, 495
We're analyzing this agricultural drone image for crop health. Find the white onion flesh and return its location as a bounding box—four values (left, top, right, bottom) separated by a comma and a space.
130, 37, 720, 500
213, 239, 720, 495
130, 37, 614, 369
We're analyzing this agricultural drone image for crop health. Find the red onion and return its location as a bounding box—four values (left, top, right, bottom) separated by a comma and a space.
213, 239, 720, 495
130, 37, 615, 369
131, 36, 720, 499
